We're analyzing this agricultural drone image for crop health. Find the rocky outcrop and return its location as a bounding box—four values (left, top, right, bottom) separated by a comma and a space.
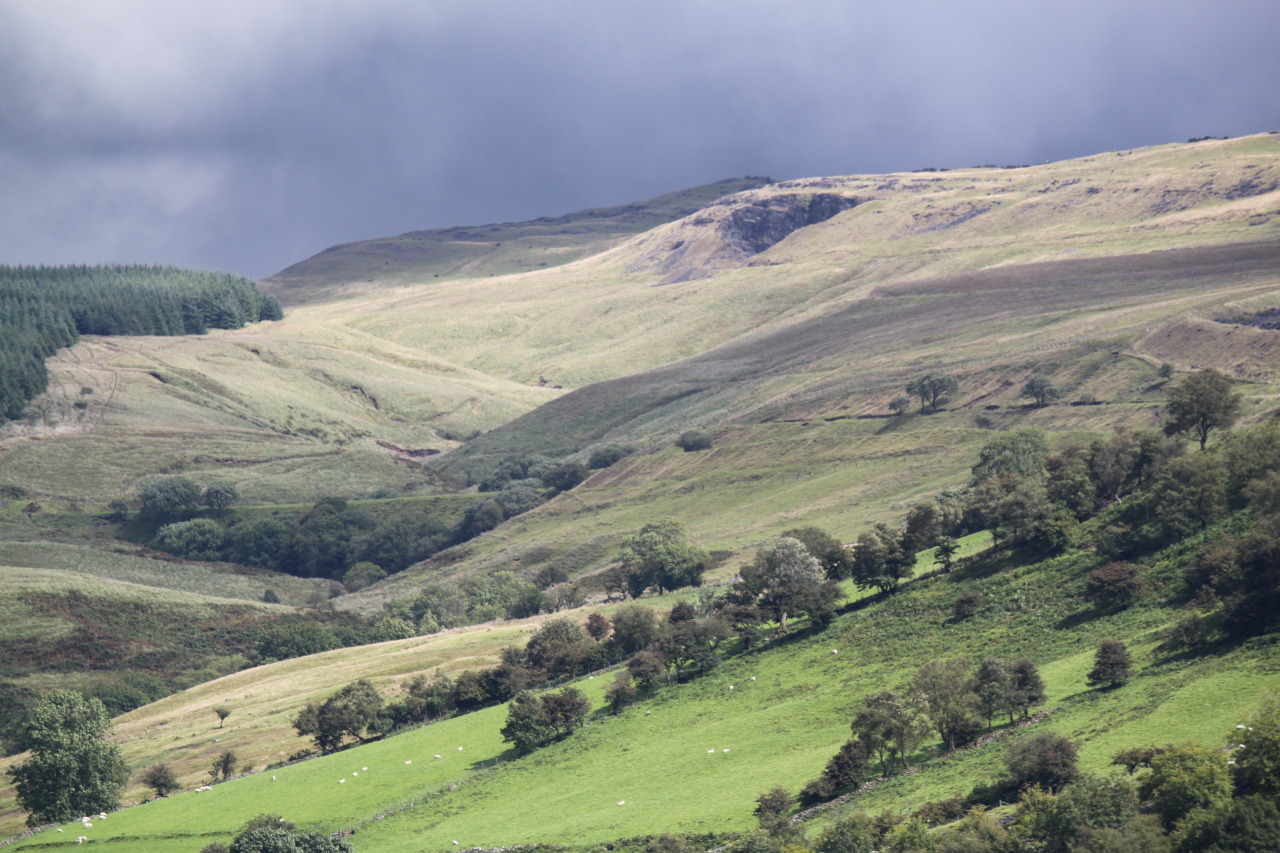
650, 192, 860, 285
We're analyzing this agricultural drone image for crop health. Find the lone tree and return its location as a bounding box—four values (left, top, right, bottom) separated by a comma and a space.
141, 763, 181, 798
1003, 731, 1080, 792
292, 680, 384, 753
906, 372, 959, 414
7, 691, 129, 826
1087, 639, 1133, 689
214, 704, 232, 728
209, 750, 240, 783
618, 518, 708, 596
1162, 368, 1243, 450
1021, 375, 1060, 408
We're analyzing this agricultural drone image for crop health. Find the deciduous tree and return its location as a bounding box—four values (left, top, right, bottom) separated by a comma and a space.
906, 372, 958, 414
6, 691, 129, 826
1021, 375, 1060, 408
1087, 640, 1132, 689
1162, 367, 1242, 450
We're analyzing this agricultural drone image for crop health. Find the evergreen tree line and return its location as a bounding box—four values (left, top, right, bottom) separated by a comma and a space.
0, 264, 282, 421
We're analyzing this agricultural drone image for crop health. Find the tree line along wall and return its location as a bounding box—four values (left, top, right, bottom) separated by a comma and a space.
0, 264, 283, 420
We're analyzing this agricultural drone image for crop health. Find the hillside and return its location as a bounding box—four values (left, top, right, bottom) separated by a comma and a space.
262, 178, 773, 306
1, 134, 1280, 849
2, 516, 1277, 849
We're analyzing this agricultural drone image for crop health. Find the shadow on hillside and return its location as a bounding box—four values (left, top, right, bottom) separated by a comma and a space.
1055, 606, 1104, 630
950, 549, 1021, 580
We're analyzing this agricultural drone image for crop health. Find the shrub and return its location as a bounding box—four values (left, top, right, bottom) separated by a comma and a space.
141, 762, 180, 797
587, 444, 635, 469
153, 518, 226, 560
954, 590, 985, 619
1004, 731, 1080, 792
676, 429, 712, 452
1083, 562, 1146, 609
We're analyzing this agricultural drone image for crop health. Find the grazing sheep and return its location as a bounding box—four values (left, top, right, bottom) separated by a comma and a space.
617, 800, 625, 805
435, 754, 442, 759
707, 749, 715, 753
405, 760, 412, 764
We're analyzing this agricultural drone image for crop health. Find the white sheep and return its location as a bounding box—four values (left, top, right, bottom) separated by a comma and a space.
405, 760, 412, 765
617, 800, 625, 806
435, 754, 442, 759
707, 749, 715, 753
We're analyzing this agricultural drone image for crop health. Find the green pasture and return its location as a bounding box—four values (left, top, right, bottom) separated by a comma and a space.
11, 527, 1280, 851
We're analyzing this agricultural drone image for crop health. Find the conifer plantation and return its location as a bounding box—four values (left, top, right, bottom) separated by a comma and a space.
0, 265, 281, 420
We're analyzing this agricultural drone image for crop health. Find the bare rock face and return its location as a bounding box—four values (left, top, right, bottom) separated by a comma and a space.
719, 193, 859, 256
638, 191, 861, 285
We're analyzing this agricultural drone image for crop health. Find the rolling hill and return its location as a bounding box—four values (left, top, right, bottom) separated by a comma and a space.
1, 133, 1279, 849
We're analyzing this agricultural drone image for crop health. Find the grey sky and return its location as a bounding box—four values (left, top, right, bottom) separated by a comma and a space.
2, 0, 1277, 279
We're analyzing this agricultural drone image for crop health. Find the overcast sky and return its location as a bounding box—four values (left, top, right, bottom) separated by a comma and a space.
2, 0, 1278, 279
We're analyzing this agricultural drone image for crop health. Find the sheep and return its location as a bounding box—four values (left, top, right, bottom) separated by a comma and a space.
707, 749, 715, 753
458, 746, 463, 750
435, 754, 442, 759
405, 760, 412, 765
750, 676, 756, 681
832, 649, 838, 654
362, 766, 368, 771
76, 837, 87, 844
617, 800, 625, 805
722, 749, 730, 753
339, 779, 346, 783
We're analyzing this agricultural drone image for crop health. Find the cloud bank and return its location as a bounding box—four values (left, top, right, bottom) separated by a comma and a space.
2, 0, 1277, 278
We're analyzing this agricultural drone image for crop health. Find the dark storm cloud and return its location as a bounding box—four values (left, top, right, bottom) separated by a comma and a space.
2, 0, 1278, 278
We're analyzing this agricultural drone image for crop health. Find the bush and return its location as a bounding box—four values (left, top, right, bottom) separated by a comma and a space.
676, 430, 712, 452
953, 590, 985, 619
1004, 731, 1080, 792
153, 518, 226, 560
1083, 562, 1146, 609
587, 444, 635, 469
